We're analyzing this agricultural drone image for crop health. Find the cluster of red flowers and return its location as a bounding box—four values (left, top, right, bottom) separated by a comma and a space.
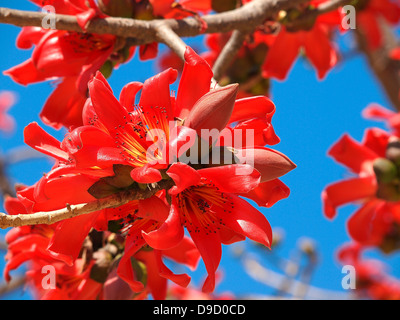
4, 0, 211, 129
3, 0, 400, 301
178, 0, 400, 97
323, 103, 400, 299
3, 41, 296, 299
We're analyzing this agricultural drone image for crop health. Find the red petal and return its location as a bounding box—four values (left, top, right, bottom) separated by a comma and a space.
347, 199, 382, 244
139, 68, 177, 120
137, 196, 170, 222
24, 122, 69, 161
117, 229, 146, 292
130, 165, 162, 184
303, 24, 337, 79
189, 221, 222, 293
198, 164, 260, 193
162, 236, 200, 271
40, 77, 86, 129
175, 47, 213, 118
4, 58, 51, 85
241, 179, 290, 208
139, 42, 159, 61
261, 28, 302, 80
154, 250, 191, 287
322, 176, 377, 219
328, 134, 378, 174
229, 96, 276, 124
166, 162, 201, 195
48, 212, 99, 265
218, 195, 273, 248
119, 82, 143, 112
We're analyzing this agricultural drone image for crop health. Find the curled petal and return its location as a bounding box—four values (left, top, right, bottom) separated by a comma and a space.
167, 162, 201, 195
241, 179, 290, 208
130, 165, 162, 184
154, 250, 191, 287
24, 122, 69, 161
141, 201, 184, 250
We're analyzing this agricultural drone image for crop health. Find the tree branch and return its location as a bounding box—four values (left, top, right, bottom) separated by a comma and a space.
0, 180, 174, 229
355, 19, 400, 110
155, 22, 187, 60
287, 0, 353, 29
0, 0, 311, 44
0, 158, 14, 199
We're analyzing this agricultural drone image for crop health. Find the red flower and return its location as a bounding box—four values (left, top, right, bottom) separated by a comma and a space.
322, 128, 390, 219
3, 198, 103, 300
0, 91, 16, 133
322, 124, 400, 251
15, 46, 295, 294
139, 162, 277, 293
4, 18, 117, 129
4, 1, 211, 130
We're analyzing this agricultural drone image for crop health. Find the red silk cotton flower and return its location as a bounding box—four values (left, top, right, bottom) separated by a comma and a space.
14, 46, 295, 295
322, 124, 400, 251
4, 0, 115, 129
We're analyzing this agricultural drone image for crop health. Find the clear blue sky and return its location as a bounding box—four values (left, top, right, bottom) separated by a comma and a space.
0, 1, 399, 300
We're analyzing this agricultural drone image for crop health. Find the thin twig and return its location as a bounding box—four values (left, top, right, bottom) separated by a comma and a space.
0, 158, 14, 198
212, 30, 249, 81
0, 180, 174, 229
0, 0, 310, 43
242, 253, 349, 300
0, 276, 26, 296
155, 22, 187, 60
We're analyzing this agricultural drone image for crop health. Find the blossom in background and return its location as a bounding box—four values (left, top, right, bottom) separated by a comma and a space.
0, 91, 16, 133
261, 0, 341, 80
202, 32, 275, 98
323, 103, 400, 252
3, 195, 201, 300
363, 104, 400, 136
356, 0, 400, 50
338, 243, 400, 300
7, 46, 295, 297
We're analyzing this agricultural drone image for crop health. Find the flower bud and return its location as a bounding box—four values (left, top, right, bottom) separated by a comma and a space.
185, 84, 239, 133
238, 147, 296, 183
373, 158, 398, 183
98, 0, 134, 18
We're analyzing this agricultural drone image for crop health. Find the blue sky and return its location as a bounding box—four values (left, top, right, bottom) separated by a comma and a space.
0, 0, 399, 300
